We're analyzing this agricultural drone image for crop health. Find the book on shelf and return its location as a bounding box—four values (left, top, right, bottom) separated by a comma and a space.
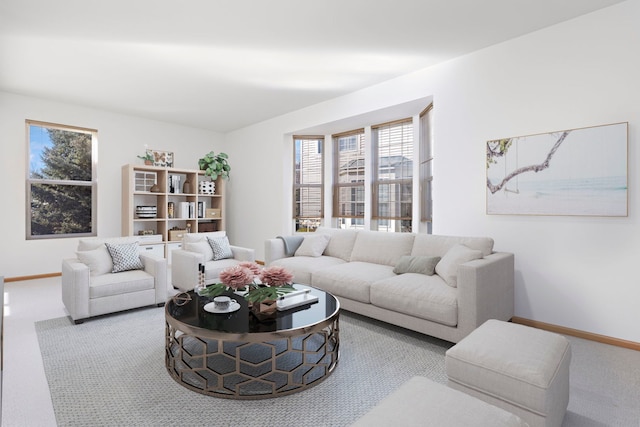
169, 175, 181, 194
197, 201, 205, 218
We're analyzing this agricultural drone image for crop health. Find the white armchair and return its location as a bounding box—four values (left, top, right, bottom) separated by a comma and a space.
171, 231, 255, 291
62, 237, 167, 324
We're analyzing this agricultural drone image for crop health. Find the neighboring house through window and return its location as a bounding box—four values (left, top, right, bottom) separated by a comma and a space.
293, 136, 323, 232
372, 119, 414, 232
26, 120, 97, 239
333, 129, 365, 230
293, 103, 430, 234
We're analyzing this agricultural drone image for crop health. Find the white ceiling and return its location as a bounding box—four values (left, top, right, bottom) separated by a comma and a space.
0, 0, 625, 133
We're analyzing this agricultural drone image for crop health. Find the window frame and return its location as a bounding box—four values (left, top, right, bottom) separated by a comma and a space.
25, 120, 98, 240
419, 103, 434, 230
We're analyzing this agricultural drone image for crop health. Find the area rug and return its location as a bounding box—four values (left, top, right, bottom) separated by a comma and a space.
36, 308, 452, 426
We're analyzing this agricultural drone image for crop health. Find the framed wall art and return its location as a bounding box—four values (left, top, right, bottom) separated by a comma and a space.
486, 122, 628, 216
147, 149, 174, 167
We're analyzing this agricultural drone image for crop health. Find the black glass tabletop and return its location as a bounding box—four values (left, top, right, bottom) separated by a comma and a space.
166, 285, 339, 336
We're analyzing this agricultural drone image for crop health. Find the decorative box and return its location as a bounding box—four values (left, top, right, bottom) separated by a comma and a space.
205, 208, 222, 218
168, 229, 186, 241
199, 181, 216, 195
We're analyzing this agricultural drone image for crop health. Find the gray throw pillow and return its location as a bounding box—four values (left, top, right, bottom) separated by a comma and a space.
105, 242, 144, 273
207, 236, 233, 260
393, 255, 441, 275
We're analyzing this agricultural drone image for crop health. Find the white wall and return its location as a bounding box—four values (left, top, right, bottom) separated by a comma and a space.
0, 92, 222, 277
224, 0, 640, 342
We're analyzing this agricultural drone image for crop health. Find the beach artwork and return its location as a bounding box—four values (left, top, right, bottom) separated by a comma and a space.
486, 122, 627, 216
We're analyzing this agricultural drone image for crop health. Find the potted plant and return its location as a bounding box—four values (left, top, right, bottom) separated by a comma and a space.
198, 151, 230, 180
137, 151, 154, 165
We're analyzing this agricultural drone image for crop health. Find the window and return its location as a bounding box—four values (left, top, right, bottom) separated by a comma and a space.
420, 104, 434, 233
294, 136, 324, 232
333, 130, 365, 229
26, 120, 97, 239
372, 119, 413, 233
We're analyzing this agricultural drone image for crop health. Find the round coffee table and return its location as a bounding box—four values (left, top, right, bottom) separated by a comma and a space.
165, 285, 340, 399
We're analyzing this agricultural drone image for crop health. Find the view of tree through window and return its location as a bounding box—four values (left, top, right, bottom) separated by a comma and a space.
27, 121, 97, 238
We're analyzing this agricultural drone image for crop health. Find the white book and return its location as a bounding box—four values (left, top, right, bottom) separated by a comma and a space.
179, 202, 190, 219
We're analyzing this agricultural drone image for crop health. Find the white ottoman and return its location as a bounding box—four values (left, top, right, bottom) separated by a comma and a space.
445, 320, 571, 427
351, 376, 528, 427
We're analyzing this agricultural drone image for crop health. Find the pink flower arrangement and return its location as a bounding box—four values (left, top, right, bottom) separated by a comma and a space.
200, 262, 295, 303
260, 265, 293, 287
219, 265, 255, 290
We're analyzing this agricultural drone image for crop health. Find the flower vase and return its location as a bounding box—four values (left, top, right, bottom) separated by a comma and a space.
250, 299, 278, 321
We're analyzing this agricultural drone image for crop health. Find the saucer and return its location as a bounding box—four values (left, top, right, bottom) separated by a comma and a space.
203, 301, 241, 314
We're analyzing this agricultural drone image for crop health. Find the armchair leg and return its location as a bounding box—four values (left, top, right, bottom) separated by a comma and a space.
157, 302, 165, 308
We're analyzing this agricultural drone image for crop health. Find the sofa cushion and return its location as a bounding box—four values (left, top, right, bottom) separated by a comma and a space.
349, 231, 415, 266
105, 242, 144, 273
411, 234, 494, 258
270, 256, 346, 285
90, 270, 154, 298
295, 233, 331, 257
311, 262, 396, 304
370, 273, 458, 326
435, 244, 483, 287
77, 237, 138, 252
76, 245, 113, 276
184, 240, 214, 262
316, 227, 358, 261
183, 231, 226, 244
393, 255, 440, 275
207, 236, 233, 260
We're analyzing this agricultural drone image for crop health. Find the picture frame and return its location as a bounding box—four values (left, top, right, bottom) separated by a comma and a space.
486, 122, 628, 217
147, 149, 174, 167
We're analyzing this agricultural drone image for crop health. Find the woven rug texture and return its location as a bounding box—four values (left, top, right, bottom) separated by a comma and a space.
36, 307, 640, 426
36, 308, 451, 426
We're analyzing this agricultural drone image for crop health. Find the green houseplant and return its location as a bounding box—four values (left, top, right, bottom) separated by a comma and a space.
198, 151, 230, 180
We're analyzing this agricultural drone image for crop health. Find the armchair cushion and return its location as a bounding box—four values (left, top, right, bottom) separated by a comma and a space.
90, 270, 154, 298
76, 246, 113, 276
208, 236, 233, 260
105, 242, 144, 273
184, 240, 214, 261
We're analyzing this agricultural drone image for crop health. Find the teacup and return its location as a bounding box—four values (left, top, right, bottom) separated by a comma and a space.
213, 296, 235, 310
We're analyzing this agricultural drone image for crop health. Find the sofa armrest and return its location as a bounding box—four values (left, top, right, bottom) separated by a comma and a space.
265, 238, 288, 265
230, 245, 256, 262
171, 249, 205, 291
456, 252, 515, 337
61, 258, 91, 322
140, 254, 167, 304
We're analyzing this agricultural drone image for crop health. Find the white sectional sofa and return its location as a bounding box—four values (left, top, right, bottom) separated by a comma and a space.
266, 227, 514, 343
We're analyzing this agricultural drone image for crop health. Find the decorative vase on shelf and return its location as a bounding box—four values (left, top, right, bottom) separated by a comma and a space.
183, 179, 192, 194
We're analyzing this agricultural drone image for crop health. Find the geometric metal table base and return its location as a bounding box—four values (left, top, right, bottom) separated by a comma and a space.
165, 317, 340, 399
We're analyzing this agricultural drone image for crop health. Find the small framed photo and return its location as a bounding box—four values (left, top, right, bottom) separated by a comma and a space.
147, 149, 174, 167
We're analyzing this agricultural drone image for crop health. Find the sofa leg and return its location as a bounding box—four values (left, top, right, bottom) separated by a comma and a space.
157, 302, 165, 308
74, 319, 84, 325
